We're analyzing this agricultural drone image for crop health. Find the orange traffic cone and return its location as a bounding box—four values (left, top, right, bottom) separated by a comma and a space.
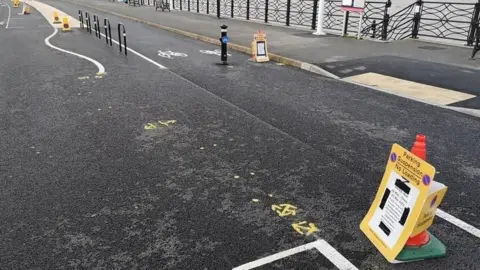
405, 133, 429, 247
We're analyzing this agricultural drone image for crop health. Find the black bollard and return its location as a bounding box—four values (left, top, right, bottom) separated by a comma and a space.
219, 24, 228, 64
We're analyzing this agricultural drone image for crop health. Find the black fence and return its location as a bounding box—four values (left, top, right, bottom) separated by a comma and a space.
170, 0, 320, 29
375, 0, 480, 44
121, 0, 480, 45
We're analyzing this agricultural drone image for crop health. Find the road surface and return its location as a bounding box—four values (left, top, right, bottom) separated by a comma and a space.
1, 1, 479, 269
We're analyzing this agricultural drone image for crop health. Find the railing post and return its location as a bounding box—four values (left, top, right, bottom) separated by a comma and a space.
342, 11, 349, 36
93, 15, 101, 39
78, 10, 84, 29
104, 18, 112, 46
188, 0, 190, 11
85, 12, 91, 33
471, 24, 480, 58
382, 0, 391, 40
217, 0, 220, 18
173, 0, 175, 9
312, 0, 318, 30
371, 20, 377, 38
264, 0, 268, 23
286, 0, 291, 26
467, 0, 480, 46
412, 0, 422, 38
246, 0, 249, 19
231, 0, 234, 17
197, 0, 199, 12
118, 23, 127, 55
207, 0, 209, 13
180, 0, 182, 10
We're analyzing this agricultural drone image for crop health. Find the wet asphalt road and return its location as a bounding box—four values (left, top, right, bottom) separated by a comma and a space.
1, 1, 480, 269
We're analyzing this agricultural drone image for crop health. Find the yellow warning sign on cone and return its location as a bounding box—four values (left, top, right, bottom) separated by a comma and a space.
13, 0, 19, 8
61, 17, 71, 32
53, 11, 61, 24
360, 142, 447, 263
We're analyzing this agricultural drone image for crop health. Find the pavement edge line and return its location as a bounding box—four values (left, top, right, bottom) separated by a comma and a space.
61, 0, 337, 78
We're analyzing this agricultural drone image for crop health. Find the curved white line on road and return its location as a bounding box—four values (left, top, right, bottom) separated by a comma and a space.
5, 2, 11, 29
45, 28, 105, 74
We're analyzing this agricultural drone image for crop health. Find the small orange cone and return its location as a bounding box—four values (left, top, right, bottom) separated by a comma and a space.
405, 133, 429, 247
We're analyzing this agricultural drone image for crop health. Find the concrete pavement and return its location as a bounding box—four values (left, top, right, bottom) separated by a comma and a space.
1, 0, 480, 269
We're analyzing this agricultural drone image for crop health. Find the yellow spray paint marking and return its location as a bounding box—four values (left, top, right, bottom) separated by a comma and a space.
252, 199, 259, 203
292, 221, 318, 236
144, 123, 157, 130
95, 75, 103, 79
78, 76, 89, 80
272, 204, 297, 217
158, 120, 176, 126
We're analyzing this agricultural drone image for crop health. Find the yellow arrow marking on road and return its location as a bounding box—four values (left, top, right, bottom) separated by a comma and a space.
144, 123, 157, 130
158, 120, 176, 126
271, 204, 297, 217
292, 221, 318, 236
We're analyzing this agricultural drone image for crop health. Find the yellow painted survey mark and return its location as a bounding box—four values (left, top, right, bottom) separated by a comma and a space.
144, 123, 157, 130
158, 120, 176, 126
292, 221, 318, 236
272, 204, 297, 217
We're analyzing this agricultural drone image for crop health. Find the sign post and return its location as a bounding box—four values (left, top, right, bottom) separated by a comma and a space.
360, 143, 447, 263
341, 0, 365, 39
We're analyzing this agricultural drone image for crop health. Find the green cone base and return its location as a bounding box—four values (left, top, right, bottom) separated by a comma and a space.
394, 231, 446, 263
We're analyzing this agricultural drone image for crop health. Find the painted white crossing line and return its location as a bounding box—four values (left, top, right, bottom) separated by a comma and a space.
233, 240, 358, 270
437, 209, 480, 239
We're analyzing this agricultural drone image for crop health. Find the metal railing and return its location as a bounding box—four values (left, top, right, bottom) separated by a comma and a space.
378, 0, 480, 44
172, 0, 321, 29
118, 0, 480, 45
79, 10, 126, 55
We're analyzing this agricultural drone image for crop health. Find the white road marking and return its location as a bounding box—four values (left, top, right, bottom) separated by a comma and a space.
45, 28, 105, 74
157, 50, 188, 59
233, 240, 358, 270
200, 49, 231, 56
5, 2, 11, 28
8, 26, 24, 28
437, 209, 480, 238
94, 25, 167, 69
